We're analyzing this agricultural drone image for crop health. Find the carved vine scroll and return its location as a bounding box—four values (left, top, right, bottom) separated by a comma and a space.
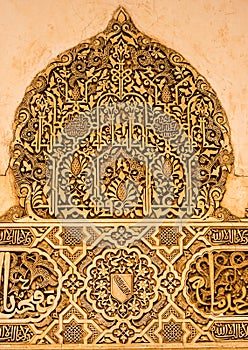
10, 7, 233, 222
0, 6, 247, 349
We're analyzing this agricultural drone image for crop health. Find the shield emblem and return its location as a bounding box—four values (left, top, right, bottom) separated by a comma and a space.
111, 274, 133, 303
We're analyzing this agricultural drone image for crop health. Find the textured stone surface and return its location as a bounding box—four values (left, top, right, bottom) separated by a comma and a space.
0, 3, 247, 349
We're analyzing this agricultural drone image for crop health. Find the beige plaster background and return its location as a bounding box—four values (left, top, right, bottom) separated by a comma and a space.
0, 0, 247, 217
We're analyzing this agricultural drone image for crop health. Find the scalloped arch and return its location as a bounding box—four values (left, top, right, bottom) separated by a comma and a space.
10, 7, 234, 221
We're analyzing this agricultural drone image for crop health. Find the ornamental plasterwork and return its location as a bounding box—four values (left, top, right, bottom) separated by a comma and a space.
0, 7, 247, 348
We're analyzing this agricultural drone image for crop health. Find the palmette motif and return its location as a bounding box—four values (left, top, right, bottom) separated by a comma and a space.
10, 7, 233, 221
0, 6, 247, 348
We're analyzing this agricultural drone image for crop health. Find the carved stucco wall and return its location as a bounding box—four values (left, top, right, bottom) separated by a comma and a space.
0, 2, 247, 348
0, 0, 248, 218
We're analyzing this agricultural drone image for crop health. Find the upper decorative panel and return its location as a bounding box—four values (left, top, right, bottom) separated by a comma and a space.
10, 8, 233, 221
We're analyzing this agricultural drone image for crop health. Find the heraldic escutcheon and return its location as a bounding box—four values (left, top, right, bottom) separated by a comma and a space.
0, 7, 247, 349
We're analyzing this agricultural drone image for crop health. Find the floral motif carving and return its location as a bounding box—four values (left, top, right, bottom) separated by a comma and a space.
10, 7, 233, 221
0, 6, 246, 349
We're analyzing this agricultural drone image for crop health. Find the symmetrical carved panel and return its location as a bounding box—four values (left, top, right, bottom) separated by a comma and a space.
0, 6, 247, 349
10, 7, 233, 221
0, 223, 247, 346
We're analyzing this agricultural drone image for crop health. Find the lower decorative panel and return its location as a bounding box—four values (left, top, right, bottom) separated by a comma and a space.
0, 221, 248, 349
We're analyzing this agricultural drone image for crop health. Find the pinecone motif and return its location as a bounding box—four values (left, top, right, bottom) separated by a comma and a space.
163, 158, 173, 177
117, 181, 127, 202
71, 155, 82, 176
162, 85, 172, 103
72, 85, 81, 101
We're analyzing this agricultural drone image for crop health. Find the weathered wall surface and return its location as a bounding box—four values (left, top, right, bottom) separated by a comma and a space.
0, 0, 247, 216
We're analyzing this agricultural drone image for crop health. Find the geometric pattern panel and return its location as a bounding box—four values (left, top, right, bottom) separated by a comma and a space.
0, 222, 247, 346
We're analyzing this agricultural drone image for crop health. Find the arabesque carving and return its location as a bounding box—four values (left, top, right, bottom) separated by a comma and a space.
0, 7, 247, 349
